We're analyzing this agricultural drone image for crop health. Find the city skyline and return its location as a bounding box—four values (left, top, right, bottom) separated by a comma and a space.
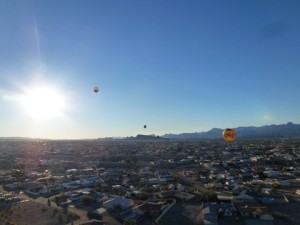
1, 1, 300, 139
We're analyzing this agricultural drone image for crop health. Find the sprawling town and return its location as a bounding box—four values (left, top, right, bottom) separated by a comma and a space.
0, 138, 299, 225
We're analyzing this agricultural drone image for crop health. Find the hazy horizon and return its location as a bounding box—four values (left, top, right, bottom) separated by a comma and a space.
0, 121, 297, 140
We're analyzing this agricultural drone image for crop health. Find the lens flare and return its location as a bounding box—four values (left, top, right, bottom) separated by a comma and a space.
21, 87, 67, 120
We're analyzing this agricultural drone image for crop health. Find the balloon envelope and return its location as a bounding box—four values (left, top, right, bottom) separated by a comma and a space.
93, 87, 99, 93
144, 125, 147, 129
223, 128, 236, 143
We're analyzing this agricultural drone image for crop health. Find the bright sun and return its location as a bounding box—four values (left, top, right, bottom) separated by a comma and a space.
21, 87, 67, 120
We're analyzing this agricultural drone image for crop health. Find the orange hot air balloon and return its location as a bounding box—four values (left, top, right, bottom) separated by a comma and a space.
223, 128, 236, 144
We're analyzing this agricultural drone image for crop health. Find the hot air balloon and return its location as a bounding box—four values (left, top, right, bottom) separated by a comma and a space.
144, 125, 147, 129
93, 87, 99, 93
223, 128, 236, 144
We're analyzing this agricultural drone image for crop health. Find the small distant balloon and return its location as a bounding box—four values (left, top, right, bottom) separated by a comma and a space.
223, 128, 236, 144
144, 125, 147, 129
93, 87, 99, 93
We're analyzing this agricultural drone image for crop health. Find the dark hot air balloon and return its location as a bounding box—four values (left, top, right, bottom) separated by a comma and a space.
93, 87, 99, 93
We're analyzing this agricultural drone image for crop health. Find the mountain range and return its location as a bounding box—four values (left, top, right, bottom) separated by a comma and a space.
1, 122, 300, 140
161, 122, 300, 140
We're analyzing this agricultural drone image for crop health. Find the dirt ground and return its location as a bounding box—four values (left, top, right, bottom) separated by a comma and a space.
0, 201, 78, 225
183, 204, 203, 224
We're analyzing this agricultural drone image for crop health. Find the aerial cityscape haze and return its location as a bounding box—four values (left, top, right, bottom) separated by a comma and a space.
0, 137, 300, 225
0, 1, 300, 225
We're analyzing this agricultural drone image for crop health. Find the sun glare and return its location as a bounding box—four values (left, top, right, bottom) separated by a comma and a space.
21, 87, 67, 120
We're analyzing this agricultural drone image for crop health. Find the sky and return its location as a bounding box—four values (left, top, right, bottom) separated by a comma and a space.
0, 0, 300, 139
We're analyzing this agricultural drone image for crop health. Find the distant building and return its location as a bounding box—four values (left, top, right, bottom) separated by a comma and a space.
244, 219, 274, 225
157, 190, 177, 198
79, 220, 106, 225
174, 192, 196, 200
234, 189, 257, 202
102, 197, 134, 210
202, 203, 218, 225
131, 202, 164, 216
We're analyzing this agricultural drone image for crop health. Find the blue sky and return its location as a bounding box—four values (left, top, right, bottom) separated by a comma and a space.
0, 0, 300, 139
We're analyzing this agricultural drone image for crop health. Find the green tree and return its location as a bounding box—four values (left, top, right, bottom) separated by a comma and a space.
271, 183, 280, 193
166, 199, 173, 204
256, 183, 262, 192
81, 195, 93, 206
58, 214, 63, 224
139, 192, 148, 200
202, 191, 218, 202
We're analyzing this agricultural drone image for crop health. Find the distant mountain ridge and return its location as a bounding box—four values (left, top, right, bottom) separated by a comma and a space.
124, 134, 162, 140
1, 123, 300, 140
0, 137, 32, 140
162, 122, 300, 140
